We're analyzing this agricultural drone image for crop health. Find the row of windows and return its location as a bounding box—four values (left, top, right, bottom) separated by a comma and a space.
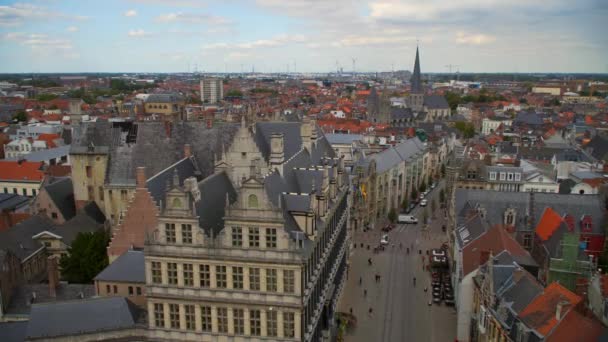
488, 171, 522, 182
231, 226, 277, 248
152, 304, 295, 338
2, 187, 36, 197
105, 284, 142, 296
150, 262, 295, 293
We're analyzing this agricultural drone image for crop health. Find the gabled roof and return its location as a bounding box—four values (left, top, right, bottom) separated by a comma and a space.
95, 250, 145, 283
463, 224, 535, 276
0, 160, 44, 182
535, 207, 564, 241
546, 308, 604, 342
0, 215, 54, 260
195, 171, 237, 236
43, 177, 75, 221
424, 95, 449, 109
520, 282, 581, 337
25, 297, 141, 339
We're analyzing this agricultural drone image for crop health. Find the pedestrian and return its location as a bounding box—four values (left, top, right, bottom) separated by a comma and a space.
350, 307, 353, 315
359, 276, 362, 285
364, 289, 367, 297
369, 307, 373, 316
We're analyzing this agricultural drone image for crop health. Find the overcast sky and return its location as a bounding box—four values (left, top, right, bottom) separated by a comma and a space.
1, 0, 607, 73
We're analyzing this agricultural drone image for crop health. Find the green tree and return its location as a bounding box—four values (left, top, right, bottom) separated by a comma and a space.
60, 230, 110, 283
388, 207, 397, 223
36, 93, 58, 102
12, 111, 27, 122
226, 89, 243, 97
411, 189, 418, 201
444, 91, 462, 111
419, 181, 427, 194
463, 124, 475, 139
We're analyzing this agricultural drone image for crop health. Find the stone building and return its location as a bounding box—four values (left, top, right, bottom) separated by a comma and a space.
144, 118, 349, 341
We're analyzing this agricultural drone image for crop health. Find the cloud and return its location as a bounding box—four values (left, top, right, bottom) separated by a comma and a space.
129, 0, 205, 7
156, 12, 231, 25
124, 10, 137, 17
128, 29, 151, 37
203, 34, 308, 51
455, 32, 496, 45
67, 26, 79, 32
334, 34, 416, 47
0, 3, 87, 26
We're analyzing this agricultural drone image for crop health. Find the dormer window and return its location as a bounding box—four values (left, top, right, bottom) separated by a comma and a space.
489, 172, 496, 181
467, 170, 477, 180
172, 198, 182, 208
248, 194, 259, 208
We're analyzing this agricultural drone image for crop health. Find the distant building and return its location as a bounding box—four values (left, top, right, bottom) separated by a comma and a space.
143, 94, 185, 119
200, 78, 224, 104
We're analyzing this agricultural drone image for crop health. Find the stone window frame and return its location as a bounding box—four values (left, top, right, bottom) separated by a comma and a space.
183, 263, 194, 287
232, 266, 244, 289
181, 224, 193, 244
154, 303, 165, 328
167, 263, 178, 285
199, 264, 210, 287
151, 261, 162, 284
267, 310, 278, 337
217, 307, 229, 333
283, 269, 295, 294
200, 306, 212, 331
266, 268, 278, 292
248, 227, 260, 247
266, 228, 277, 249
216, 265, 227, 288
184, 304, 196, 331
233, 308, 245, 335
249, 267, 261, 291
165, 223, 176, 243
169, 303, 180, 329
283, 311, 295, 338
232, 226, 243, 247
250, 309, 262, 336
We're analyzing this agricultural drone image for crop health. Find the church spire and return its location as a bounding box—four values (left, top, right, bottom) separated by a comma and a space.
410, 45, 423, 94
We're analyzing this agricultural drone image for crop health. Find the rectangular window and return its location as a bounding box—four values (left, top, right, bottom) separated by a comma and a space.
169, 303, 180, 329
216, 265, 227, 288
515, 173, 521, 181
151, 261, 162, 284
232, 226, 243, 247
217, 307, 228, 333
200, 306, 212, 332
106, 284, 110, 294
184, 304, 195, 331
154, 303, 165, 328
266, 228, 277, 248
233, 308, 245, 335
32, 189, 36, 196
51, 212, 58, 219
181, 224, 192, 244
284, 270, 295, 293
99, 186, 104, 201
283, 312, 295, 338
489, 172, 496, 180
266, 269, 277, 292
499, 172, 506, 181
137, 287, 142, 295
128, 286, 133, 295
267, 310, 278, 337
165, 223, 176, 243
250, 309, 261, 336
120, 189, 128, 200
113, 285, 117, 293
232, 266, 244, 289
86, 165, 92, 178
22, 188, 27, 196
248, 227, 260, 247
199, 264, 210, 287
167, 263, 178, 285
183, 263, 194, 287
508, 172, 513, 181
87, 186, 94, 201
249, 267, 260, 291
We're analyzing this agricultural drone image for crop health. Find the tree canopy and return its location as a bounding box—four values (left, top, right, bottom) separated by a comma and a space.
60, 230, 110, 283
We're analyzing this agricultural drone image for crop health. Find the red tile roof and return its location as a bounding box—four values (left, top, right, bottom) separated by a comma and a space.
35, 133, 61, 148
462, 224, 531, 275
546, 309, 604, 342
536, 207, 564, 241
520, 282, 581, 337
0, 161, 45, 182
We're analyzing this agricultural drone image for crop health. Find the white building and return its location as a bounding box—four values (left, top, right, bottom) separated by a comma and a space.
200, 78, 224, 104
481, 117, 512, 135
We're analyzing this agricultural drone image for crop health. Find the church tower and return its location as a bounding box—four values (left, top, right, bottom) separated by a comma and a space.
409, 46, 424, 112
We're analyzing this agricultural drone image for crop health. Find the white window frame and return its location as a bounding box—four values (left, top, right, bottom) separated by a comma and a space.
499, 172, 506, 181
489, 172, 496, 180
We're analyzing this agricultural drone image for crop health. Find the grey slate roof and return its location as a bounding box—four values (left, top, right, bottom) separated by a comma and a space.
4, 145, 71, 162
0, 321, 27, 342
0, 193, 29, 211
94, 250, 145, 283
25, 297, 140, 339
366, 137, 425, 174
254, 122, 303, 162
146, 157, 199, 205
455, 189, 607, 235
424, 95, 449, 109
513, 111, 544, 126
145, 93, 183, 103
46, 202, 105, 245
325, 133, 363, 145
0, 215, 54, 260
585, 134, 608, 161
43, 177, 75, 221
195, 171, 237, 237
390, 107, 413, 121
6, 283, 96, 315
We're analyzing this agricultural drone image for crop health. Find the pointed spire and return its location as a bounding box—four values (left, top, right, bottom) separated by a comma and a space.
410, 45, 423, 94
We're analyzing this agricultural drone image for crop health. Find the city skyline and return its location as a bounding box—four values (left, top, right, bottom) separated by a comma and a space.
0, 0, 607, 73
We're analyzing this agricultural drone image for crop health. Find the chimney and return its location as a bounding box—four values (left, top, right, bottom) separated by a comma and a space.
184, 144, 192, 158
479, 250, 491, 266
136, 166, 146, 189
47, 257, 59, 298
270, 133, 285, 167
301, 117, 312, 151
164, 121, 172, 138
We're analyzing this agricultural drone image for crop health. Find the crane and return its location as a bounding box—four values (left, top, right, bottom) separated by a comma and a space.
351, 57, 357, 74
445, 64, 459, 73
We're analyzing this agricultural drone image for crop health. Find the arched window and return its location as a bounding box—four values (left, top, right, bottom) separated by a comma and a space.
506, 211, 514, 225
172, 197, 182, 208
248, 194, 259, 208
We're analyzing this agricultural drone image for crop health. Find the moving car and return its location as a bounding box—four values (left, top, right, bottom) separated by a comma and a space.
398, 215, 418, 224
380, 234, 389, 245
431, 183, 436, 189
420, 199, 428, 207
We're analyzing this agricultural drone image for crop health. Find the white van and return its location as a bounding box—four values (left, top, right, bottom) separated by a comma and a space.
398, 215, 418, 224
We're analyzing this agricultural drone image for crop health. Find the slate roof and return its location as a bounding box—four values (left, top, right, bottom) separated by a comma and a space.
46, 202, 105, 245
390, 107, 413, 120
6, 283, 96, 315
4, 145, 71, 162
455, 189, 606, 235
499, 271, 543, 314
94, 250, 145, 283
145, 93, 184, 103
0, 321, 27, 342
410, 46, 423, 94
547, 308, 605, 342
0, 215, 54, 260
514, 111, 544, 126
195, 171, 237, 237
146, 157, 199, 205
25, 297, 141, 339
0, 193, 29, 211
585, 134, 608, 161
424, 95, 449, 109
43, 177, 75, 221
325, 133, 363, 145
367, 137, 425, 174
254, 122, 303, 162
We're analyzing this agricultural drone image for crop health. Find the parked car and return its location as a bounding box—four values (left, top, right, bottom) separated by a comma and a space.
380, 234, 389, 245
431, 183, 436, 189
420, 199, 428, 207
398, 215, 418, 224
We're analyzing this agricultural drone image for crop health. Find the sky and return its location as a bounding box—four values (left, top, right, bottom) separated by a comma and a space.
0, 0, 607, 73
